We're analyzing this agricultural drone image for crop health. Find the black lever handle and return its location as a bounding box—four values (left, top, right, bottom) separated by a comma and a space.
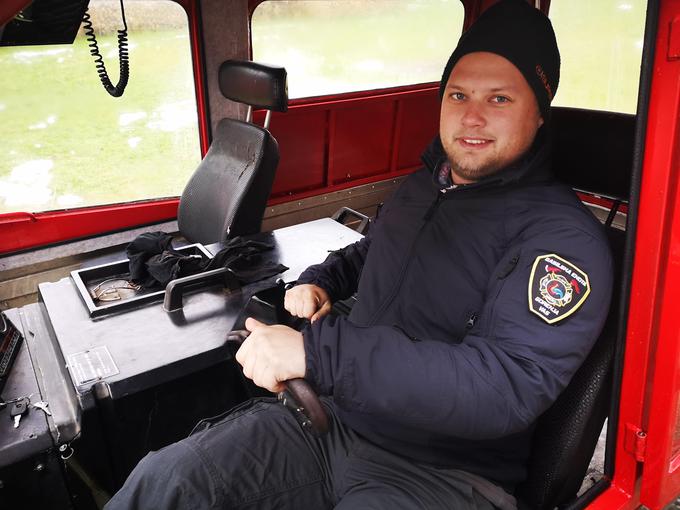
164, 268, 240, 312
227, 329, 329, 436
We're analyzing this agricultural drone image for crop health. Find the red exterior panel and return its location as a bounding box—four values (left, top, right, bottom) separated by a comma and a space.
635, 1, 680, 506
593, 1, 680, 508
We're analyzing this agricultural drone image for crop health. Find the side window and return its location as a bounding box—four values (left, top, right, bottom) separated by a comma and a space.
0, 0, 201, 215
251, 0, 465, 99
549, 1, 646, 113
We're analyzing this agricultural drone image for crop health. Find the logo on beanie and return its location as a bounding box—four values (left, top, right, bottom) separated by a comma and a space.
535, 65, 553, 101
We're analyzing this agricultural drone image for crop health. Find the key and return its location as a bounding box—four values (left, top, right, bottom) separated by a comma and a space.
10, 397, 29, 428
31, 401, 52, 416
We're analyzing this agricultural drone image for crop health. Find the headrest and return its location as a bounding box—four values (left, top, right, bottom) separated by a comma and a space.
551, 107, 634, 202
218, 60, 288, 112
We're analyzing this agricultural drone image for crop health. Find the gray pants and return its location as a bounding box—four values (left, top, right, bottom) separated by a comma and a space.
105, 398, 499, 509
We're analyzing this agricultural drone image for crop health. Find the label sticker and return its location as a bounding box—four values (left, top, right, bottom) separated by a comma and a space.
528, 254, 591, 324
68, 346, 119, 387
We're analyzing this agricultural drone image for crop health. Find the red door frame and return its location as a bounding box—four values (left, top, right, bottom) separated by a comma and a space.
588, 0, 680, 508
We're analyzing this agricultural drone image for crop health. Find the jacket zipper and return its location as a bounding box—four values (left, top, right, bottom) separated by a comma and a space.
367, 189, 449, 326
366, 177, 502, 327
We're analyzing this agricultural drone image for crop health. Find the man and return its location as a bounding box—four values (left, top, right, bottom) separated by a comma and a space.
107, 1, 613, 508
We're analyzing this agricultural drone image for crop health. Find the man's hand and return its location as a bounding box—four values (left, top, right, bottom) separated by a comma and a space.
284, 284, 332, 323
235, 317, 306, 393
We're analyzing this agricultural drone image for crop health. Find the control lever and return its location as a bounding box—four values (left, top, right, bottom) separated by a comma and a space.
227, 329, 329, 436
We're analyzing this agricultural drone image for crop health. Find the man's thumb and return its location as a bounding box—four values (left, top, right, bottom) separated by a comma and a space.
245, 317, 265, 331
311, 302, 331, 323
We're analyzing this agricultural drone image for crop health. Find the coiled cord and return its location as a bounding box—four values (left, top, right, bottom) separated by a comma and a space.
82, 0, 129, 98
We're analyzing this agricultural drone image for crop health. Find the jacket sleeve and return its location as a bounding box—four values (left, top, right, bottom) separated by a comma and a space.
296, 198, 398, 301
295, 236, 371, 302
302, 225, 614, 440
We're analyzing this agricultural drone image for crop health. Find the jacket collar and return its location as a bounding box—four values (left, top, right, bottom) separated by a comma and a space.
421, 127, 554, 190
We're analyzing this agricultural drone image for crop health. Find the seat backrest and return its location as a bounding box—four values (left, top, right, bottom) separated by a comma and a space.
178, 60, 288, 244
515, 107, 634, 509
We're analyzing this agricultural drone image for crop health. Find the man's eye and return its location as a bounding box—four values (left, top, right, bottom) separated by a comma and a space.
492, 95, 510, 104
450, 92, 465, 101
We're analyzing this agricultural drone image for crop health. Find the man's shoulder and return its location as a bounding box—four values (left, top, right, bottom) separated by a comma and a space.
511, 181, 608, 239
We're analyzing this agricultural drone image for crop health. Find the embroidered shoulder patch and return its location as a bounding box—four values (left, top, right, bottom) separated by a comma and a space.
528, 254, 591, 324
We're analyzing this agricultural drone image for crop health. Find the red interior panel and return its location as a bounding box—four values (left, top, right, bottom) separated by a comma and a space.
329, 101, 395, 184
396, 92, 441, 170
265, 85, 440, 203
267, 109, 329, 196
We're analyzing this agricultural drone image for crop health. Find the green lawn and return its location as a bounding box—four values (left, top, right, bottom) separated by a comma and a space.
0, 30, 201, 213
0, 0, 646, 215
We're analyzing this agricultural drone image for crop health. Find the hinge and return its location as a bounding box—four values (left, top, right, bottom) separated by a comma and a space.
624, 422, 648, 462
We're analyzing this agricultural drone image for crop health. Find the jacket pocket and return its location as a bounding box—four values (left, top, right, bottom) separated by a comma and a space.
481, 251, 522, 337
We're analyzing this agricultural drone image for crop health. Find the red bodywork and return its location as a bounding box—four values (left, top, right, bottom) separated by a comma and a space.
596, 1, 680, 508
0, 0, 679, 508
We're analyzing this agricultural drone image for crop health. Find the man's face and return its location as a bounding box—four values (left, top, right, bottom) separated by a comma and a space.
439, 52, 544, 184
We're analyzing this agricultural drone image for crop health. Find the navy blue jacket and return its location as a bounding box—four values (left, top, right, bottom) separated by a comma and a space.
298, 133, 613, 487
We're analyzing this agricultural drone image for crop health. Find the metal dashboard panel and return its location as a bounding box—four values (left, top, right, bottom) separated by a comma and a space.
38, 219, 362, 407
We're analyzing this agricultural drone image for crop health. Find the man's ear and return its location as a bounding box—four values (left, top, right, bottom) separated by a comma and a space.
538, 116, 544, 128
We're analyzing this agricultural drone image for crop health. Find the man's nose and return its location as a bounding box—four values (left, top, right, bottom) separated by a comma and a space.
461, 102, 486, 127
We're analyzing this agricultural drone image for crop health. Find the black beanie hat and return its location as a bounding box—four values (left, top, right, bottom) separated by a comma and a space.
439, 0, 560, 120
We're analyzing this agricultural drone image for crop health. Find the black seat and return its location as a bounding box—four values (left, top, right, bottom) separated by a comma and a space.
515, 107, 634, 509
177, 60, 288, 244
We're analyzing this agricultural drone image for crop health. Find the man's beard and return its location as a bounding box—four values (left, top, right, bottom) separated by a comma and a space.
448, 154, 507, 182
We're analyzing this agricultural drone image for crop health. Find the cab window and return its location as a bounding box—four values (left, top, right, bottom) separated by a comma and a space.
0, 0, 200, 215
549, 0, 646, 113
251, 0, 465, 99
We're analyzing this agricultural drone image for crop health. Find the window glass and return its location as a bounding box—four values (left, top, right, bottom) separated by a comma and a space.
0, 0, 201, 214
252, 0, 465, 99
549, 1, 646, 113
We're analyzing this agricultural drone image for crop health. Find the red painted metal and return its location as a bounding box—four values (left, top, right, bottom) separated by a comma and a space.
624, 423, 648, 463
576, 193, 630, 215
267, 109, 329, 195
330, 101, 394, 183
0, 200, 179, 254
396, 92, 442, 170
584, 484, 634, 510
0, 0, 31, 27
601, 1, 680, 508
256, 85, 439, 202
634, 1, 680, 505
182, 0, 211, 156
669, 15, 680, 60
